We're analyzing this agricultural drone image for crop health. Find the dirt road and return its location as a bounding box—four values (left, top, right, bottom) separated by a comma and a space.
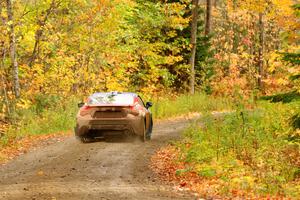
0, 118, 197, 200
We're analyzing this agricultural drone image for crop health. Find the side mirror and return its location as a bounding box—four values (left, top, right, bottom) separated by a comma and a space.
78, 102, 85, 108
145, 102, 153, 109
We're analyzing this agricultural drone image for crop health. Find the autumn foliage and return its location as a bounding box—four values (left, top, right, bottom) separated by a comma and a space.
0, 0, 299, 198
0, 0, 299, 117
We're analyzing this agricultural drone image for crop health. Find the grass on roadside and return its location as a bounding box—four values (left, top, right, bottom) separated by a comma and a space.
173, 100, 300, 198
151, 93, 233, 119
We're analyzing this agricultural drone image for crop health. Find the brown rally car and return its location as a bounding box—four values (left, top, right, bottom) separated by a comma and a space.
75, 92, 153, 142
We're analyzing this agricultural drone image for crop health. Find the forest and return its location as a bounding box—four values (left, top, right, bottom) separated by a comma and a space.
0, 0, 299, 198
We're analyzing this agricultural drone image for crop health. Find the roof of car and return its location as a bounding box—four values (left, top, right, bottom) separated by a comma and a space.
91, 92, 138, 97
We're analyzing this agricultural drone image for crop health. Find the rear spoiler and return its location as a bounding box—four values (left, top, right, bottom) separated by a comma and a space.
87, 104, 133, 107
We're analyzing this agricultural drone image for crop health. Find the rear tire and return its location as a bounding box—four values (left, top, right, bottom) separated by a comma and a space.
145, 134, 151, 141
140, 123, 146, 142
145, 118, 153, 141
79, 136, 94, 143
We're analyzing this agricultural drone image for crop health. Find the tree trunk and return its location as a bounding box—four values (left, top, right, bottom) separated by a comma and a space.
29, 0, 58, 67
6, 0, 20, 98
0, 41, 11, 116
0, 4, 11, 116
189, 0, 199, 94
257, 12, 264, 91
214, 0, 217, 7
205, 0, 212, 35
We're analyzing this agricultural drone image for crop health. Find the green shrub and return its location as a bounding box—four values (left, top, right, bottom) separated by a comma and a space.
260, 91, 300, 103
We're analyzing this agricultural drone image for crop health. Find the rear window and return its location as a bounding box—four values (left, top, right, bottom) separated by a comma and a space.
87, 93, 134, 105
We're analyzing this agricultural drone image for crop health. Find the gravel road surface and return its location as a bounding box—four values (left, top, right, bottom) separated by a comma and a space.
0, 118, 197, 200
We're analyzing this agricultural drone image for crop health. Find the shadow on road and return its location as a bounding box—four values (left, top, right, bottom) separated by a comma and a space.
84, 134, 143, 144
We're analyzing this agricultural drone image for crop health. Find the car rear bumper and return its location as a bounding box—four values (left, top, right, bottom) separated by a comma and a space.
75, 116, 144, 137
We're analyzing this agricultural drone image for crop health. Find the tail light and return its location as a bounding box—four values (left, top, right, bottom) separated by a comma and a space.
128, 97, 143, 115
80, 105, 92, 116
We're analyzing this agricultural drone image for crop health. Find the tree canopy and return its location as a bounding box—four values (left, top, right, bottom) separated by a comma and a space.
0, 0, 299, 117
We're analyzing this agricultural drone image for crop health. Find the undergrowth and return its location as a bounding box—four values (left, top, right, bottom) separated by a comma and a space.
177, 100, 300, 198
0, 95, 78, 148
